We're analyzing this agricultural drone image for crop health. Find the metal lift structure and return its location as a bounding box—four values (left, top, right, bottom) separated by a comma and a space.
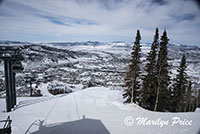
0, 46, 24, 112
0, 116, 12, 134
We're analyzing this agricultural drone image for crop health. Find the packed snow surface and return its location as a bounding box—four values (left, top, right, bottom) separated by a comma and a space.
0, 87, 200, 134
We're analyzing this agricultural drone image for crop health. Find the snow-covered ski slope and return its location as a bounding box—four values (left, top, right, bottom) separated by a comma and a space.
0, 87, 200, 134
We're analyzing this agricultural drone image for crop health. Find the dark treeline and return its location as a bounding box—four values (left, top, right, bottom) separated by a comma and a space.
122, 28, 200, 112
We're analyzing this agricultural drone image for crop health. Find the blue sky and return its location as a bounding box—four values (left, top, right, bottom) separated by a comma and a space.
0, 0, 200, 45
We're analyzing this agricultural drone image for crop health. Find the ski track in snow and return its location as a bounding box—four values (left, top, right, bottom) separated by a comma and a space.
13, 94, 67, 111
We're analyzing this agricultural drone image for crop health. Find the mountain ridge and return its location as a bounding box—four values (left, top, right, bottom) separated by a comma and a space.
0, 41, 200, 97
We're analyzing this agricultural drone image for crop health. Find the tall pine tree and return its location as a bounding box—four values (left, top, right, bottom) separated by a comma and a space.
184, 81, 192, 112
197, 90, 200, 108
172, 55, 188, 112
141, 28, 159, 110
123, 30, 141, 103
154, 29, 171, 111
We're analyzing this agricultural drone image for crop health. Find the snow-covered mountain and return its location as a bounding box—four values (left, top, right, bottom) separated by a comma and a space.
0, 41, 200, 96
0, 41, 200, 134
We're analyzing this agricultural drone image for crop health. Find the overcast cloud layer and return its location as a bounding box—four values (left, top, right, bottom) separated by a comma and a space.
0, 0, 199, 45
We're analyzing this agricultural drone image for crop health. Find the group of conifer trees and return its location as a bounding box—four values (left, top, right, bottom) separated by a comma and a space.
122, 28, 200, 112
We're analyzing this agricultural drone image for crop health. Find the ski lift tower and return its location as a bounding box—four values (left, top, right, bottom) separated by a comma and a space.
0, 46, 24, 112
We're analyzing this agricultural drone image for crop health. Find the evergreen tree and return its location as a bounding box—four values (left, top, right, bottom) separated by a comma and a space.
184, 81, 192, 112
190, 90, 198, 111
123, 30, 142, 103
173, 55, 188, 112
197, 90, 200, 108
154, 30, 171, 111
141, 28, 159, 110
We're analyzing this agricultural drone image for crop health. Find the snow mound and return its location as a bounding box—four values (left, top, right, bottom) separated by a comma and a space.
195, 108, 200, 112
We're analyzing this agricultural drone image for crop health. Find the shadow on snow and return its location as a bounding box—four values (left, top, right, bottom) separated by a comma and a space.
27, 116, 110, 134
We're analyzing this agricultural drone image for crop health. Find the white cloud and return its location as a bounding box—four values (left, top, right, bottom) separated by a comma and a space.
0, 0, 199, 45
